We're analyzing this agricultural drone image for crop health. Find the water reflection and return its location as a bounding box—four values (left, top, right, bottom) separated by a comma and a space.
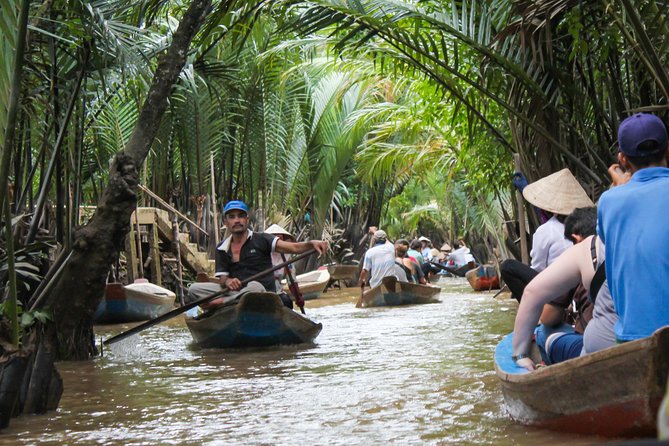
0, 277, 613, 445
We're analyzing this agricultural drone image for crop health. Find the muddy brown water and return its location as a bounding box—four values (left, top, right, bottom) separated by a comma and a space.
0, 278, 620, 445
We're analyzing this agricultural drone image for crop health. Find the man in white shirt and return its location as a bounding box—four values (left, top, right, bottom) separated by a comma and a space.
500, 169, 593, 302
359, 230, 402, 288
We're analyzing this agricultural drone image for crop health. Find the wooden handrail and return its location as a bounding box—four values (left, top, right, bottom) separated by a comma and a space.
137, 184, 208, 237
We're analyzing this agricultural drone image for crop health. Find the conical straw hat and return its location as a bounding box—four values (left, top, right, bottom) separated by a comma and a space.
522, 168, 594, 215
265, 224, 294, 239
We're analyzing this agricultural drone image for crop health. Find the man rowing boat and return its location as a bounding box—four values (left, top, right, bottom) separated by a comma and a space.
186, 200, 328, 309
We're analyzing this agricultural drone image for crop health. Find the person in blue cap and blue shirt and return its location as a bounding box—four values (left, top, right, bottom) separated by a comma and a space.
596, 112, 669, 344
187, 200, 328, 309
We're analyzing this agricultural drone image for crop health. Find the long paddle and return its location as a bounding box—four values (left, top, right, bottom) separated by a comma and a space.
281, 253, 305, 314
103, 248, 317, 346
356, 283, 365, 308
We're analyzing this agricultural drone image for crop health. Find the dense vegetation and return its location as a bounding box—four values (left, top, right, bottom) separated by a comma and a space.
0, 0, 667, 426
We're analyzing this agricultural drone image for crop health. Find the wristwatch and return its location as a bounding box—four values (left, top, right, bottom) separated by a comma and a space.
512, 353, 530, 362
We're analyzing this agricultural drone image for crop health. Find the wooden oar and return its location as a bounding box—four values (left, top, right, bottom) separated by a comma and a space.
281, 253, 305, 314
356, 284, 365, 308
492, 284, 509, 299
103, 249, 317, 346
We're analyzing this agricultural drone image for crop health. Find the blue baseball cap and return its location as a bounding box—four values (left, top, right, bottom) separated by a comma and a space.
618, 113, 668, 156
223, 200, 248, 215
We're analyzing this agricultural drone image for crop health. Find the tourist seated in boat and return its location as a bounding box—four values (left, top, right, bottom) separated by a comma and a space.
394, 239, 426, 284
513, 206, 614, 369
511, 190, 627, 370
186, 200, 328, 310
407, 239, 425, 266
418, 236, 432, 261
432, 243, 452, 274
445, 239, 476, 267
359, 229, 404, 289
511, 231, 617, 371
533, 207, 598, 333
500, 169, 594, 302
596, 113, 669, 344
265, 223, 296, 309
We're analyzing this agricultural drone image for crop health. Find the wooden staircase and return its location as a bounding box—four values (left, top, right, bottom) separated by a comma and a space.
127, 207, 215, 284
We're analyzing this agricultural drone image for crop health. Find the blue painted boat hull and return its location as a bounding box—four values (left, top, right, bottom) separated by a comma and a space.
95, 283, 175, 324
185, 292, 323, 349
494, 327, 669, 437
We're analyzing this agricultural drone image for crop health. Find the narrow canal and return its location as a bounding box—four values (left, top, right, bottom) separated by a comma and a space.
1, 278, 615, 445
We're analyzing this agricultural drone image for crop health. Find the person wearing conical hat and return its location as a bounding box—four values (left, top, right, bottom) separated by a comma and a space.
501, 168, 594, 303
265, 224, 296, 305
418, 236, 432, 260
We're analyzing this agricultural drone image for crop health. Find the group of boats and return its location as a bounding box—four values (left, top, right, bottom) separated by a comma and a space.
96, 265, 440, 349
96, 263, 668, 439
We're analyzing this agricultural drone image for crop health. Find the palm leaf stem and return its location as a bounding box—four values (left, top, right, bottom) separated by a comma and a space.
26, 54, 88, 244
15, 118, 54, 214
614, 0, 669, 100
195, 0, 269, 63
3, 196, 19, 348
0, 0, 30, 217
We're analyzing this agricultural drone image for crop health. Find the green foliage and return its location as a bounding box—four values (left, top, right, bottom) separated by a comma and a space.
0, 240, 50, 295
0, 299, 50, 341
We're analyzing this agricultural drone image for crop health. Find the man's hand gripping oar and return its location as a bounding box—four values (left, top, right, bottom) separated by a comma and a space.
103, 249, 317, 346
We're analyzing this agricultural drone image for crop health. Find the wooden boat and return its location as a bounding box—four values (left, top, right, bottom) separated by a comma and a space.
282, 268, 330, 300
185, 291, 323, 348
95, 281, 176, 323
326, 264, 359, 285
356, 276, 441, 308
494, 326, 669, 437
429, 261, 477, 277
465, 264, 500, 291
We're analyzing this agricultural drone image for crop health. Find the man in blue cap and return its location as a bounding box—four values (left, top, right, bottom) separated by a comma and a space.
187, 200, 328, 309
597, 113, 669, 343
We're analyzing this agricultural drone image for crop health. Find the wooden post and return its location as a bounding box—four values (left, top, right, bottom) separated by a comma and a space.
210, 153, 219, 245
172, 213, 185, 306
126, 218, 137, 283
514, 154, 529, 264
134, 210, 144, 279
149, 218, 161, 286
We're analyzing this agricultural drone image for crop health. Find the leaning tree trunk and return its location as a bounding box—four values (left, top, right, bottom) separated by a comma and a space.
43, 0, 212, 359
0, 0, 212, 429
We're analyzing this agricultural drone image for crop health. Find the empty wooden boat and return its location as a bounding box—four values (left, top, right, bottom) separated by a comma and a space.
95, 281, 176, 323
326, 264, 359, 284
282, 268, 330, 300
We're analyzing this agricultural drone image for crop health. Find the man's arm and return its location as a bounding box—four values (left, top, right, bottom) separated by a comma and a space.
214, 248, 232, 285
275, 239, 328, 256
359, 268, 369, 287
512, 242, 585, 371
